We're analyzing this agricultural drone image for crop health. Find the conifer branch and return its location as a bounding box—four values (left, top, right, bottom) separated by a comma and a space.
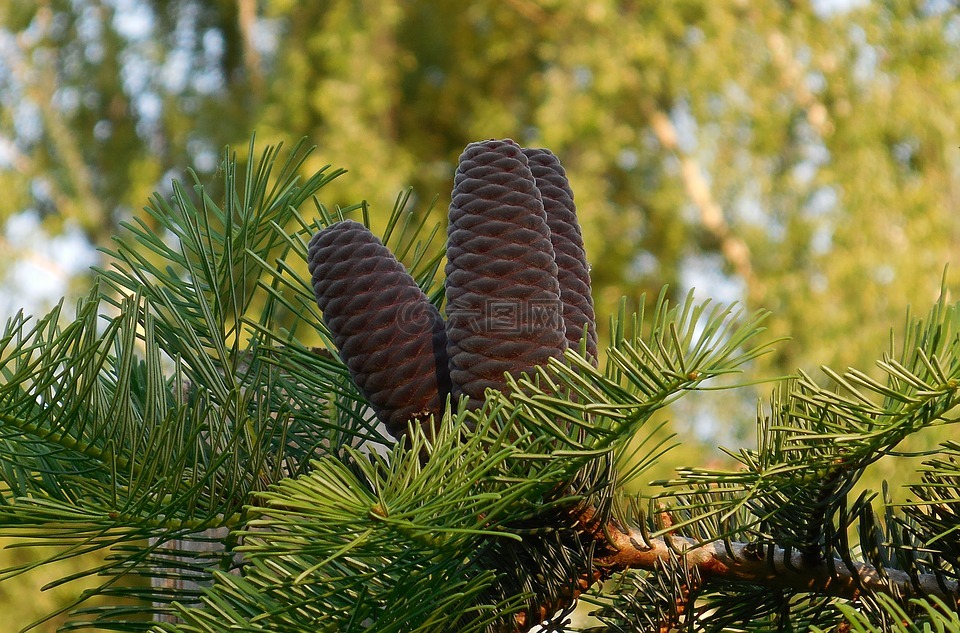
3, 139, 959, 632
590, 509, 960, 607
510, 499, 960, 631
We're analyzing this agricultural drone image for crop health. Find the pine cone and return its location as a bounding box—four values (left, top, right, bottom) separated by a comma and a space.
445, 139, 568, 407
307, 220, 450, 439
521, 147, 598, 364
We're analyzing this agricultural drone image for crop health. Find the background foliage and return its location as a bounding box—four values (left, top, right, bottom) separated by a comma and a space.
1, 1, 958, 629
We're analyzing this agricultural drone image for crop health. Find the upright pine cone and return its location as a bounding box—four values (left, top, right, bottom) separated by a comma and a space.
445, 139, 568, 407
307, 220, 451, 439
521, 147, 598, 364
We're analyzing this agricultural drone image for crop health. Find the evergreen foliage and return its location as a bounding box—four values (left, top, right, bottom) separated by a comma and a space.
0, 141, 957, 632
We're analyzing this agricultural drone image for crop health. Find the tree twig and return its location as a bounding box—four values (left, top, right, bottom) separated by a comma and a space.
646, 104, 760, 296
597, 518, 960, 605
516, 504, 959, 632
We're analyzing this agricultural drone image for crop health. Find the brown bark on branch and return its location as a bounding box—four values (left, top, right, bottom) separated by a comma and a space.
516, 505, 960, 632
598, 521, 960, 605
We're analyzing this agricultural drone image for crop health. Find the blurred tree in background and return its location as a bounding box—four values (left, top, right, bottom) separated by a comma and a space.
1, 0, 959, 629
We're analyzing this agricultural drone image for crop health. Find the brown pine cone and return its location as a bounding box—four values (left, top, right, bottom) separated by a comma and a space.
307, 220, 450, 439
445, 139, 568, 407
521, 147, 598, 364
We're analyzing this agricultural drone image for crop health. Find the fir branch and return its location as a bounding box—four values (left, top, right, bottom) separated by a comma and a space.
0, 139, 361, 629
4, 136, 960, 632
155, 288, 775, 633
656, 293, 960, 563
590, 512, 959, 606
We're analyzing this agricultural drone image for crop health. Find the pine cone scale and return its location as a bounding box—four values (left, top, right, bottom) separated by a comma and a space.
521, 147, 598, 362
445, 139, 568, 406
307, 220, 451, 438
307, 140, 596, 437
